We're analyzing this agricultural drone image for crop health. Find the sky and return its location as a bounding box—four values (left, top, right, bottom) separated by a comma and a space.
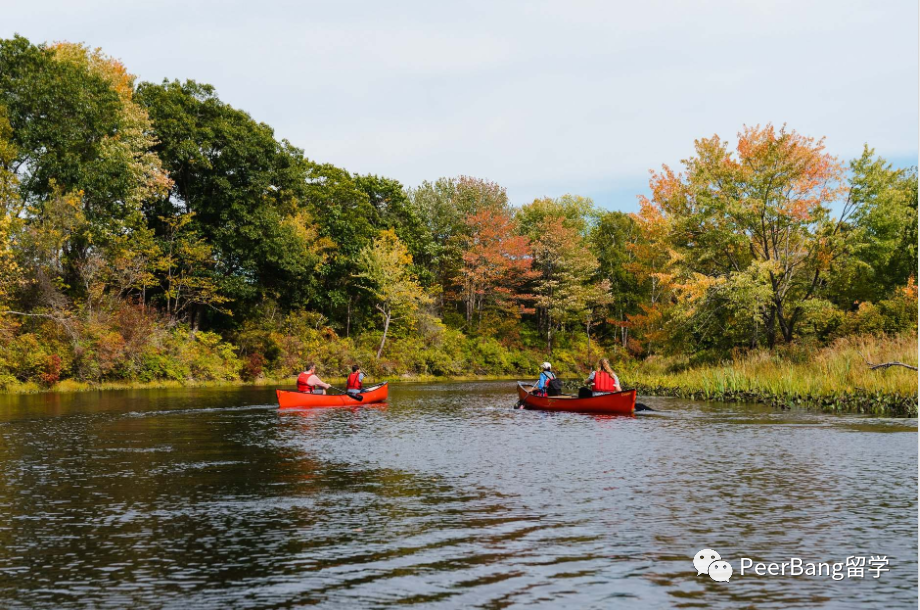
3, 0, 918, 212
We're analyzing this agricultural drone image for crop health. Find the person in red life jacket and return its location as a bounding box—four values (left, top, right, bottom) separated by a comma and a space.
345, 365, 366, 396
296, 363, 331, 395
585, 358, 621, 395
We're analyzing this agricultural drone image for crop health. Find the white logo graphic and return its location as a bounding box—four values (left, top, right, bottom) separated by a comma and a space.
694, 549, 732, 582
708, 560, 733, 582
693, 549, 721, 576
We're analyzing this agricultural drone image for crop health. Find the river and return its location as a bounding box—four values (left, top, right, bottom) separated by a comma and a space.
0, 382, 916, 609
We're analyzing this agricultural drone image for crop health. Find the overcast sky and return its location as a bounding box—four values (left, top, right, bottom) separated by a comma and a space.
3, 0, 918, 211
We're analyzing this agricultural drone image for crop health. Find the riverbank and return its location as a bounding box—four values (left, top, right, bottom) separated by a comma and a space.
0, 334, 914, 416
620, 334, 918, 416
0, 374, 525, 396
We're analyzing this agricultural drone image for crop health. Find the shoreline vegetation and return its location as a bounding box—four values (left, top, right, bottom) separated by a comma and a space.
628, 335, 918, 417
0, 36, 917, 417
3, 335, 915, 417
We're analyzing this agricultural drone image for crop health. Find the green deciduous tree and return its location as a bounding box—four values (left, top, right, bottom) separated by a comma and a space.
0, 37, 170, 227
0, 105, 24, 305
531, 217, 601, 353
136, 79, 323, 315
354, 229, 430, 359
590, 211, 647, 347
0, 37, 171, 310
302, 162, 379, 328
838, 147, 919, 303
517, 194, 596, 239
354, 174, 434, 280
156, 212, 228, 322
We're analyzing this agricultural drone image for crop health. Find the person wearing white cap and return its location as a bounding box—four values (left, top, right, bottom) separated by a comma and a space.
534, 362, 557, 396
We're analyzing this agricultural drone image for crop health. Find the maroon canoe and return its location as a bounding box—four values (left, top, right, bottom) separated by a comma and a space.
517, 382, 636, 415
276, 382, 389, 409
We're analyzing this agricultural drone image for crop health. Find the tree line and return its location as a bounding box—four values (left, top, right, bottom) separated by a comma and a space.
0, 36, 916, 387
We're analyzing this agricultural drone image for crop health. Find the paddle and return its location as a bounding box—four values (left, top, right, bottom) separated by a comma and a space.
620, 387, 654, 412
597, 385, 655, 411
329, 385, 364, 402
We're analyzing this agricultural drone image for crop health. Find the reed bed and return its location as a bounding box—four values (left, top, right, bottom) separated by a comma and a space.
626, 334, 918, 416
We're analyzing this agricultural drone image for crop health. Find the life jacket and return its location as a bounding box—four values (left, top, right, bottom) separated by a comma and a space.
593, 370, 616, 392
297, 372, 313, 393
346, 371, 363, 391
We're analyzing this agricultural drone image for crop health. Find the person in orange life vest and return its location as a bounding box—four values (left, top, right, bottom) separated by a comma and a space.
296, 363, 331, 395
585, 358, 621, 395
345, 365, 366, 396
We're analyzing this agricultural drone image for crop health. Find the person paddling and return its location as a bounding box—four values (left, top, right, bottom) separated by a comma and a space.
296, 363, 331, 395
345, 365, 366, 396
534, 362, 560, 397
585, 358, 622, 395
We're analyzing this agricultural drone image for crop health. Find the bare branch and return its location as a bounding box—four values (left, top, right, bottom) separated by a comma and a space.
863, 356, 918, 372
0, 310, 80, 343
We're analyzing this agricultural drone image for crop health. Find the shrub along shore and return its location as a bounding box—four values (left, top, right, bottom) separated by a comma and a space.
2, 331, 914, 417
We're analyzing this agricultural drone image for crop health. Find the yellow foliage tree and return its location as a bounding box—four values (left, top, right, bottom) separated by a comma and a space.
355, 229, 430, 359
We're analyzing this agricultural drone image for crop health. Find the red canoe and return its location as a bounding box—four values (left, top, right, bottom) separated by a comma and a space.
276, 382, 389, 409
517, 382, 636, 415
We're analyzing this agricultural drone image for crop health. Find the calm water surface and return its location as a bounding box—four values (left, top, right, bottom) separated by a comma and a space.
0, 382, 915, 609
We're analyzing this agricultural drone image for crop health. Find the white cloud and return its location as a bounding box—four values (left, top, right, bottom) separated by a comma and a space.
3, 0, 917, 210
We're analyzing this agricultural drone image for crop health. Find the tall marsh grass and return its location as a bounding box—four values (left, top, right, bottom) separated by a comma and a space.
625, 334, 918, 415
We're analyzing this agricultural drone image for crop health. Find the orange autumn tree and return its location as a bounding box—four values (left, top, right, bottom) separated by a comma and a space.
459, 208, 535, 331
624, 197, 673, 354
633, 124, 853, 349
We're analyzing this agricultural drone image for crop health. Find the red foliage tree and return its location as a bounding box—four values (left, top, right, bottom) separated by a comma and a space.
459, 209, 536, 331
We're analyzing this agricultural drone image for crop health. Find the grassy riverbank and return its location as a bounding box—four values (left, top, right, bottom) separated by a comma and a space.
621, 335, 918, 416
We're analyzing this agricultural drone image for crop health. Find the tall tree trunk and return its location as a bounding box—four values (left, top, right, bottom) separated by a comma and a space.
764, 306, 777, 348
346, 296, 353, 338
477, 296, 483, 331
376, 307, 391, 360
779, 315, 794, 343
775, 297, 794, 343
